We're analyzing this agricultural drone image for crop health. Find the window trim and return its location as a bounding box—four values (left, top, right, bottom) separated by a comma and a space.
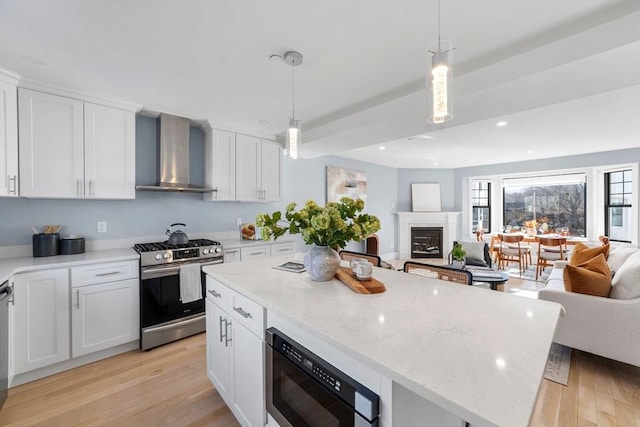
604, 168, 633, 243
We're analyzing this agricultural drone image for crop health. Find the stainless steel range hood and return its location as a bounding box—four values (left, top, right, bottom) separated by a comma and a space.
136, 113, 215, 193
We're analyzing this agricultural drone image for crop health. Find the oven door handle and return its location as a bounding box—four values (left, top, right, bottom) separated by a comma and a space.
141, 259, 223, 279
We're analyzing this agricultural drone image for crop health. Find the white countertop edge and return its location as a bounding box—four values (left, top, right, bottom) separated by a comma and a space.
0, 248, 139, 283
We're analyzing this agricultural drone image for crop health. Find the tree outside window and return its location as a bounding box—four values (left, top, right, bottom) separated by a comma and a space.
503, 181, 586, 236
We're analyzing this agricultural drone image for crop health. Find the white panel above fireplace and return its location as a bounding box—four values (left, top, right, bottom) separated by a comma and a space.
395, 212, 461, 260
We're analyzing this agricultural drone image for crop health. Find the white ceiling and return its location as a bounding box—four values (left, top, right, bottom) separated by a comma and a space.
1, 0, 639, 168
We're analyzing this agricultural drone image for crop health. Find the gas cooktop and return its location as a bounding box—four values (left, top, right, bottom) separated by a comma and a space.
134, 239, 223, 267
133, 238, 221, 253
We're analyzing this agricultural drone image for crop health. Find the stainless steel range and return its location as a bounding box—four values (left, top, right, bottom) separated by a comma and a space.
134, 238, 223, 350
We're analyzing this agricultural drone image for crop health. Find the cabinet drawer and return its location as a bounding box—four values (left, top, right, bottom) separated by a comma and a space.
223, 248, 240, 263
240, 246, 270, 260
230, 291, 265, 338
71, 260, 139, 287
271, 242, 294, 256
206, 276, 232, 311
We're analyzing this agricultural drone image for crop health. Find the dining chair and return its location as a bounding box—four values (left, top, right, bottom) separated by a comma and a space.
403, 261, 472, 285
338, 250, 381, 267
488, 235, 500, 265
475, 229, 484, 241
534, 236, 567, 280
497, 234, 531, 274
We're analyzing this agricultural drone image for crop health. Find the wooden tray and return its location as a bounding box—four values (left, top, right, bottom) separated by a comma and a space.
335, 266, 386, 294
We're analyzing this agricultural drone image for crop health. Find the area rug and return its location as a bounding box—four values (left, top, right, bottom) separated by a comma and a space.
543, 343, 571, 385
503, 265, 551, 282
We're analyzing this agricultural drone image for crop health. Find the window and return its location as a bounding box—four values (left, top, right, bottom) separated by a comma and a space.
605, 169, 632, 242
471, 180, 491, 233
502, 173, 586, 236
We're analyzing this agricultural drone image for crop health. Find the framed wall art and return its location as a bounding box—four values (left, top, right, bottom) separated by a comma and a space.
411, 183, 441, 212
326, 167, 367, 203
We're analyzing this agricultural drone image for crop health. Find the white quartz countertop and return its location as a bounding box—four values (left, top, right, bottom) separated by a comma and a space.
0, 248, 139, 283
203, 255, 562, 427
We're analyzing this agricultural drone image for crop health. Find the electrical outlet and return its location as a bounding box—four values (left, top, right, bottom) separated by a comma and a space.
236, 217, 242, 226
97, 221, 107, 233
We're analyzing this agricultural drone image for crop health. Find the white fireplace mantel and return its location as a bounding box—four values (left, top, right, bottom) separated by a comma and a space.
395, 212, 462, 260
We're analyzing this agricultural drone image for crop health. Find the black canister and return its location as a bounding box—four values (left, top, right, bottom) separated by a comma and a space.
60, 236, 85, 255
32, 233, 60, 257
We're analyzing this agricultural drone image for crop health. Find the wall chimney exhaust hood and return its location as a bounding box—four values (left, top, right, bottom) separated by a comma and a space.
136, 113, 215, 193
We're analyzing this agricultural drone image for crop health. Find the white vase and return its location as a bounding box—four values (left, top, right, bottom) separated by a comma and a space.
303, 245, 341, 281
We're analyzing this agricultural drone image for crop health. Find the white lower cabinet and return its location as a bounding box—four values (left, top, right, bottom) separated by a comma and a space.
13, 269, 70, 374
71, 278, 139, 357
12, 260, 140, 378
205, 276, 265, 427
224, 248, 241, 264
206, 297, 232, 397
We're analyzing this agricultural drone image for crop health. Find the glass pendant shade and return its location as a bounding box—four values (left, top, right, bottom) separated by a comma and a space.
287, 119, 301, 160
428, 40, 453, 123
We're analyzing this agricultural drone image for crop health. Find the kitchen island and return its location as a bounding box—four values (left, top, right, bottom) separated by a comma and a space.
203, 255, 561, 427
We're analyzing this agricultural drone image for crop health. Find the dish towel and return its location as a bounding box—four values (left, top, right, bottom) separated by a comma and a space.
180, 263, 202, 304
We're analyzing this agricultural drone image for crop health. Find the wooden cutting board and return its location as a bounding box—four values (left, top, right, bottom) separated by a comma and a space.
335, 266, 386, 294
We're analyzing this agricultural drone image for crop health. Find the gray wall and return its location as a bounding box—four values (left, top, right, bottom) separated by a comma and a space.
396, 168, 456, 212
0, 116, 398, 255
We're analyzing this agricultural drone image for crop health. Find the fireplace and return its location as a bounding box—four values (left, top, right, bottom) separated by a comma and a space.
395, 212, 461, 260
411, 227, 443, 258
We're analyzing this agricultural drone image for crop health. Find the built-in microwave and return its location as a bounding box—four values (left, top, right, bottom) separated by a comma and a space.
265, 327, 379, 427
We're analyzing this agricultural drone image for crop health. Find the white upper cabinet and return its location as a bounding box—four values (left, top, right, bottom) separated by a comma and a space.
235, 134, 262, 201
0, 69, 19, 197
235, 134, 282, 202
204, 127, 236, 201
18, 88, 136, 199
84, 103, 136, 199
261, 139, 282, 202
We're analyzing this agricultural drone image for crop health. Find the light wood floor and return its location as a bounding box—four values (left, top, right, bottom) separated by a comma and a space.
1, 277, 638, 427
0, 334, 240, 427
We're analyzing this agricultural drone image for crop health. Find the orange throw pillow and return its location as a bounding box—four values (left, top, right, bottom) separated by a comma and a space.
563, 254, 612, 297
569, 242, 610, 266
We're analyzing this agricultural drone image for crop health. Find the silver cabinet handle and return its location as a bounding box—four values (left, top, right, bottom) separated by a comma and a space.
219, 316, 225, 343
224, 319, 232, 346
278, 247, 290, 252
96, 271, 120, 277
250, 251, 263, 256
208, 289, 221, 298
8, 175, 17, 195
76, 179, 82, 197
262, 189, 267, 199
233, 306, 252, 319
76, 289, 80, 309
89, 179, 94, 197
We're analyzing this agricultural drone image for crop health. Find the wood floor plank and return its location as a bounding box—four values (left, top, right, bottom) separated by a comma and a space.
557, 351, 580, 427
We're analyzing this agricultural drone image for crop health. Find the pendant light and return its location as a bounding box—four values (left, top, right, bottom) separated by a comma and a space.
428, 0, 454, 124
284, 51, 303, 159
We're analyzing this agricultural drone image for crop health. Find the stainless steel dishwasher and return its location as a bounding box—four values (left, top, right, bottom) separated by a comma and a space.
0, 280, 13, 409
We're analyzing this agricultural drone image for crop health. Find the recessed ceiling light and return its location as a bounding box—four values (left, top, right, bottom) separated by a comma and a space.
379, 146, 386, 150
496, 121, 508, 127
526, 150, 534, 154
433, 162, 439, 166
259, 120, 269, 125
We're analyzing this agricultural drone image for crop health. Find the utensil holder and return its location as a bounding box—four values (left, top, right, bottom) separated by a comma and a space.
32, 233, 60, 257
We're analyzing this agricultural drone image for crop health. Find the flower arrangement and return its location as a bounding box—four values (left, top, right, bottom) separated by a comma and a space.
256, 197, 381, 249
523, 219, 538, 229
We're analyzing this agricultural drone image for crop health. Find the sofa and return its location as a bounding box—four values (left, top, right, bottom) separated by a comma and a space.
538, 243, 640, 367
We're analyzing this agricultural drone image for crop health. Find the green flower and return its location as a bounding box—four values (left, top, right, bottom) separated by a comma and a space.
256, 197, 380, 249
